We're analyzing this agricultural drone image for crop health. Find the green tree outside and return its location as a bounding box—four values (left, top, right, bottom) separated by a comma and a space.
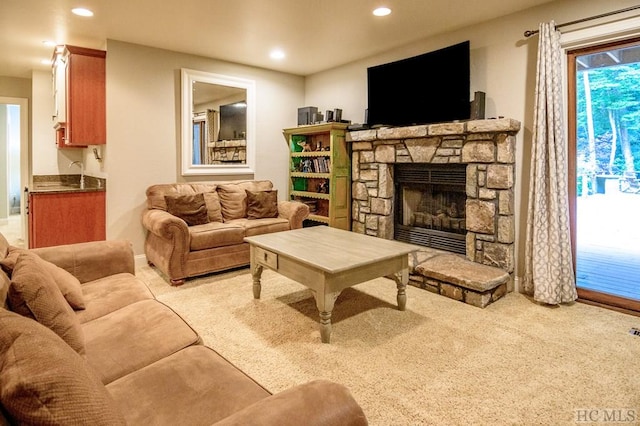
576, 62, 640, 195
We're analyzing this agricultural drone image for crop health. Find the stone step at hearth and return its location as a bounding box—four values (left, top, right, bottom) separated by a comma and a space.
409, 249, 509, 308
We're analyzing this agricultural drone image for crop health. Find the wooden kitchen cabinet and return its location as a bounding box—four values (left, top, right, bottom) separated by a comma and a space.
52, 45, 106, 147
28, 191, 106, 248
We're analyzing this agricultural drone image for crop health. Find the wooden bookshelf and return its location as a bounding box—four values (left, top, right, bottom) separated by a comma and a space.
283, 123, 351, 229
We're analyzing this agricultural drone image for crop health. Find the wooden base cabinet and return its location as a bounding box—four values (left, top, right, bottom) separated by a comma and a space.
283, 123, 351, 230
28, 191, 106, 248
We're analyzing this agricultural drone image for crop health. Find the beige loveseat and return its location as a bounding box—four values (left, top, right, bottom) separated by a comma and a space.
143, 180, 309, 285
0, 233, 367, 425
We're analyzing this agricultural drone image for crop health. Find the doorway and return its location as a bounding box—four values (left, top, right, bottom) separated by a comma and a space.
567, 38, 640, 314
0, 97, 29, 248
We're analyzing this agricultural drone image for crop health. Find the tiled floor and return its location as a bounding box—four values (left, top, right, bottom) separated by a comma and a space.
0, 214, 25, 248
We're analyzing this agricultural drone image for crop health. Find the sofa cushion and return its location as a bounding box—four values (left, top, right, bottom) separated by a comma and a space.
106, 345, 270, 424
165, 193, 210, 226
191, 184, 224, 223
1, 246, 85, 310
8, 252, 85, 355
204, 192, 223, 222
75, 273, 155, 324
82, 299, 202, 384
246, 189, 279, 219
218, 180, 273, 221
228, 218, 291, 237
189, 222, 246, 251
0, 309, 125, 425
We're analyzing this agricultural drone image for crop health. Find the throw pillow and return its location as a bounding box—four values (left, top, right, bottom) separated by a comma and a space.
0, 309, 125, 425
246, 190, 279, 219
8, 252, 85, 355
164, 193, 210, 226
0, 246, 85, 310
217, 184, 247, 221
218, 180, 273, 221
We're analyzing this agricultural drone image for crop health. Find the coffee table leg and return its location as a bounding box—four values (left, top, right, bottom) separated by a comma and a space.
314, 290, 340, 343
252, 264, 263, 299
393, 267, 408, 311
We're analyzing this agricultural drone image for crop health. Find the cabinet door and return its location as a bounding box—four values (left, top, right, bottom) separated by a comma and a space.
51, 45, 106, 147
29, 192, 106, 248
67, 51, 106, 145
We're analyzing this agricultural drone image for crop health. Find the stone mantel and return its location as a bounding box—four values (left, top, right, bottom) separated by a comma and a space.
347, 118, 520, 142
347, 118, 521, 289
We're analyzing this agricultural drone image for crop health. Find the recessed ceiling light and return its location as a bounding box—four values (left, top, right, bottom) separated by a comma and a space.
270, 49, 286, 60
72, 8, 94, 17
42, 40, 57, 47
373, 7, 391, 17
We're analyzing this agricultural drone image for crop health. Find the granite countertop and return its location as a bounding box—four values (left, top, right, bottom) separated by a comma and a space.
30, 174, 106, 194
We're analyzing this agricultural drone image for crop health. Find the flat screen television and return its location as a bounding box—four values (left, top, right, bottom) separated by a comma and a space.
367, 41, 470, 127
219, 101, 247, 140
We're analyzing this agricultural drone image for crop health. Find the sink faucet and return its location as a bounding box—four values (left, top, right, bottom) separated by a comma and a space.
69, 161, 85, 189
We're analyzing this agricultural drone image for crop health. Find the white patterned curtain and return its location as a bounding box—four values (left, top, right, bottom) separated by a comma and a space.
523, 21, 577, 305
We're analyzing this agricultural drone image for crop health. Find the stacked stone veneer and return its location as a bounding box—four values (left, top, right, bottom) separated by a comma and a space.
209, 139, 247, 164
348, 118, 521, 298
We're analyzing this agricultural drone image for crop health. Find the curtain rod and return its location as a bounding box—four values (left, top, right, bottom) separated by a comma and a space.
523, 5, 640, 37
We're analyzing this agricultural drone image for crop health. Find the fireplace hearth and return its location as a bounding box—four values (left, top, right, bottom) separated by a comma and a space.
348, 118, 520, 280
394, 163, 467, 254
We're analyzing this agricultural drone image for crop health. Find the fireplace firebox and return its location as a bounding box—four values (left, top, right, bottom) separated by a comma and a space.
394, 163, 467, 254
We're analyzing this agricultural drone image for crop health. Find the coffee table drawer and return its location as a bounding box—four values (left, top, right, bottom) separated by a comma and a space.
255, 247, 278, 269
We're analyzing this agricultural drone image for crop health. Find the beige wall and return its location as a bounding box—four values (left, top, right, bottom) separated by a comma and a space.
0, 77, 31, 99
31, 70, 83, 175
104, 41, 304, 255
303, 0, 640, 284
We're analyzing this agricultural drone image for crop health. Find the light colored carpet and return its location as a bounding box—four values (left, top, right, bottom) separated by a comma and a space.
138, 265, 640, 425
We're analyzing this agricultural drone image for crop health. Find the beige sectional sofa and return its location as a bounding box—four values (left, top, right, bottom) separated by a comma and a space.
0, 233, 367, 425
143, 180, 309, 285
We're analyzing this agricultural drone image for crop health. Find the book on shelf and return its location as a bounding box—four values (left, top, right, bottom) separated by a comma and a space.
310, 157, 330, 173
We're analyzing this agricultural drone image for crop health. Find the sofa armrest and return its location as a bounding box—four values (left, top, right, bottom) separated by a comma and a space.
142, 209, 189, 239
213, 380, 367, 426
31, 240, 135, 284
142, 209, 190, 251
277, 201, 310, 230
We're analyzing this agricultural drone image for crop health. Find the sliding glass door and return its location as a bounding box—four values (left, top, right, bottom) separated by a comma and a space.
567, 38, 640, 314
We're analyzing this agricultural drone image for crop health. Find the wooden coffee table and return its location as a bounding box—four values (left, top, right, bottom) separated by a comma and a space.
244, 227, 420, 343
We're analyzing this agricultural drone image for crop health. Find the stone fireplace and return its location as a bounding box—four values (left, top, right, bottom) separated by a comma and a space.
348, 118, 520, 292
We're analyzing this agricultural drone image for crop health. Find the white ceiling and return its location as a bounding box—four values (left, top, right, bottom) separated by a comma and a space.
0, 0, 555, 78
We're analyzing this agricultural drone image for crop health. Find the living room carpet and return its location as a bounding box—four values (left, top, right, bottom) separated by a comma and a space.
138, 265, 640, 425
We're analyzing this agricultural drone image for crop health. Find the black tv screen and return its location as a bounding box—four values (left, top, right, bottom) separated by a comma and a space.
219, 101, 246, 140
367, 41, 470, 127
